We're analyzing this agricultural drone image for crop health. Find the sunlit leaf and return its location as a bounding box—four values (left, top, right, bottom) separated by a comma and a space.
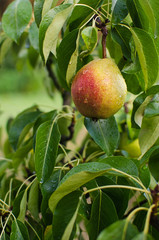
66, 32, 80, 86
39, 4, 74, 61
42, 0, 58, 18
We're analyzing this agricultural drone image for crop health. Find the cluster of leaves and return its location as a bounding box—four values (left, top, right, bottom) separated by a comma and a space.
0, 0, 159, 239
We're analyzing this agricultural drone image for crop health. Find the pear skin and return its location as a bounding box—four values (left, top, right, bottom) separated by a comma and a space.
71, 58, 127, 119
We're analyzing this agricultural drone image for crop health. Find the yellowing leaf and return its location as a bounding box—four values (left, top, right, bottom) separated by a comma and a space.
66, 31, 80, 86
139, 116, 159, 156
39, 4, 74, 62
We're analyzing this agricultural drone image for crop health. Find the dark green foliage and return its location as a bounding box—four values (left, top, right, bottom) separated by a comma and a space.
0, 0, 159, 239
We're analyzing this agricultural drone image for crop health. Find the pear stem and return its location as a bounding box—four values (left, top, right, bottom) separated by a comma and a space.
102, 26, 108, 58
94, 16, 108, 58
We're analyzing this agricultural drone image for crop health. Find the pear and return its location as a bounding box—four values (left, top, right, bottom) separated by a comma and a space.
71, 58, 127, 119
119, 132, 141, 158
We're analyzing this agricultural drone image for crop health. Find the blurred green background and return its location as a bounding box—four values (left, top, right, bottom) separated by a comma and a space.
0, 44, 62, 141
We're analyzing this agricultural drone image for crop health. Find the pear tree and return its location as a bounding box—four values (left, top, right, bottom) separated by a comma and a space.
0, 0, 159, 239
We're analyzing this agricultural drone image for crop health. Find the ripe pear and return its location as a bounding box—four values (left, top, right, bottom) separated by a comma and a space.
71, 58, 127, 119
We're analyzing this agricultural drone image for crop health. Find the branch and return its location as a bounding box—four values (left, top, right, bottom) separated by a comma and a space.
46, 58, 61, 91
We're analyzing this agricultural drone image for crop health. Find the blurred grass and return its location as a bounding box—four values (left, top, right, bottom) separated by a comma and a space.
0, 67, 62, 136
0, 44, 63, 141
0, 90, 62, 130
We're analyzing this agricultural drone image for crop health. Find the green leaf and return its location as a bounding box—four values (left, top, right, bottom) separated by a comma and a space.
66, 31, 80, 86
35, 120, 61, 183
97, 220, 139, 240
106, 32, 123, 64
49, 162, 111, 212
131, 27, 158, 90
0, 38, 12, 64
122, 56, 141, 74
12, 191, 25, 218
42, 0, 58, 18
41, 170, 63, 224
96, 176, 129, 218
52, 191, 82, 240
2, 0, 32, 42
144, 94, 159, 118
134, 96, 152, 128
132, 233, 154, 240
87, 191, 118, 240
34, 0, 45, 27
39, 4, 74, 61
126, 0, 149, 30
138, 164, 150, 188
8, 107, 41, 151
138, 0, 157, 37
140, 145, 159, 166
111, 25, 131, 60
123, 71, 142, 95
28, 46, 39, 68
68, 0, 103, 32
12, 138, 33, 169
149, 147, 159, 181
0, 160, 10, 177
111, 0, 128, 24
57, 29, 79, 80
84, 117, 119, 156
29, 22, 39, 52
81, 26, 98, 55
18, 190, 27, 222
10, 221, 24, 240
28, 179, 39, 220
1, 233, 10, 240
10, 220, 29, 240
139, 116, 159, 156
131, 85, 159, 128
33, 110, 57, 134
49, 160, 138, 212
99, 156, 139, 176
